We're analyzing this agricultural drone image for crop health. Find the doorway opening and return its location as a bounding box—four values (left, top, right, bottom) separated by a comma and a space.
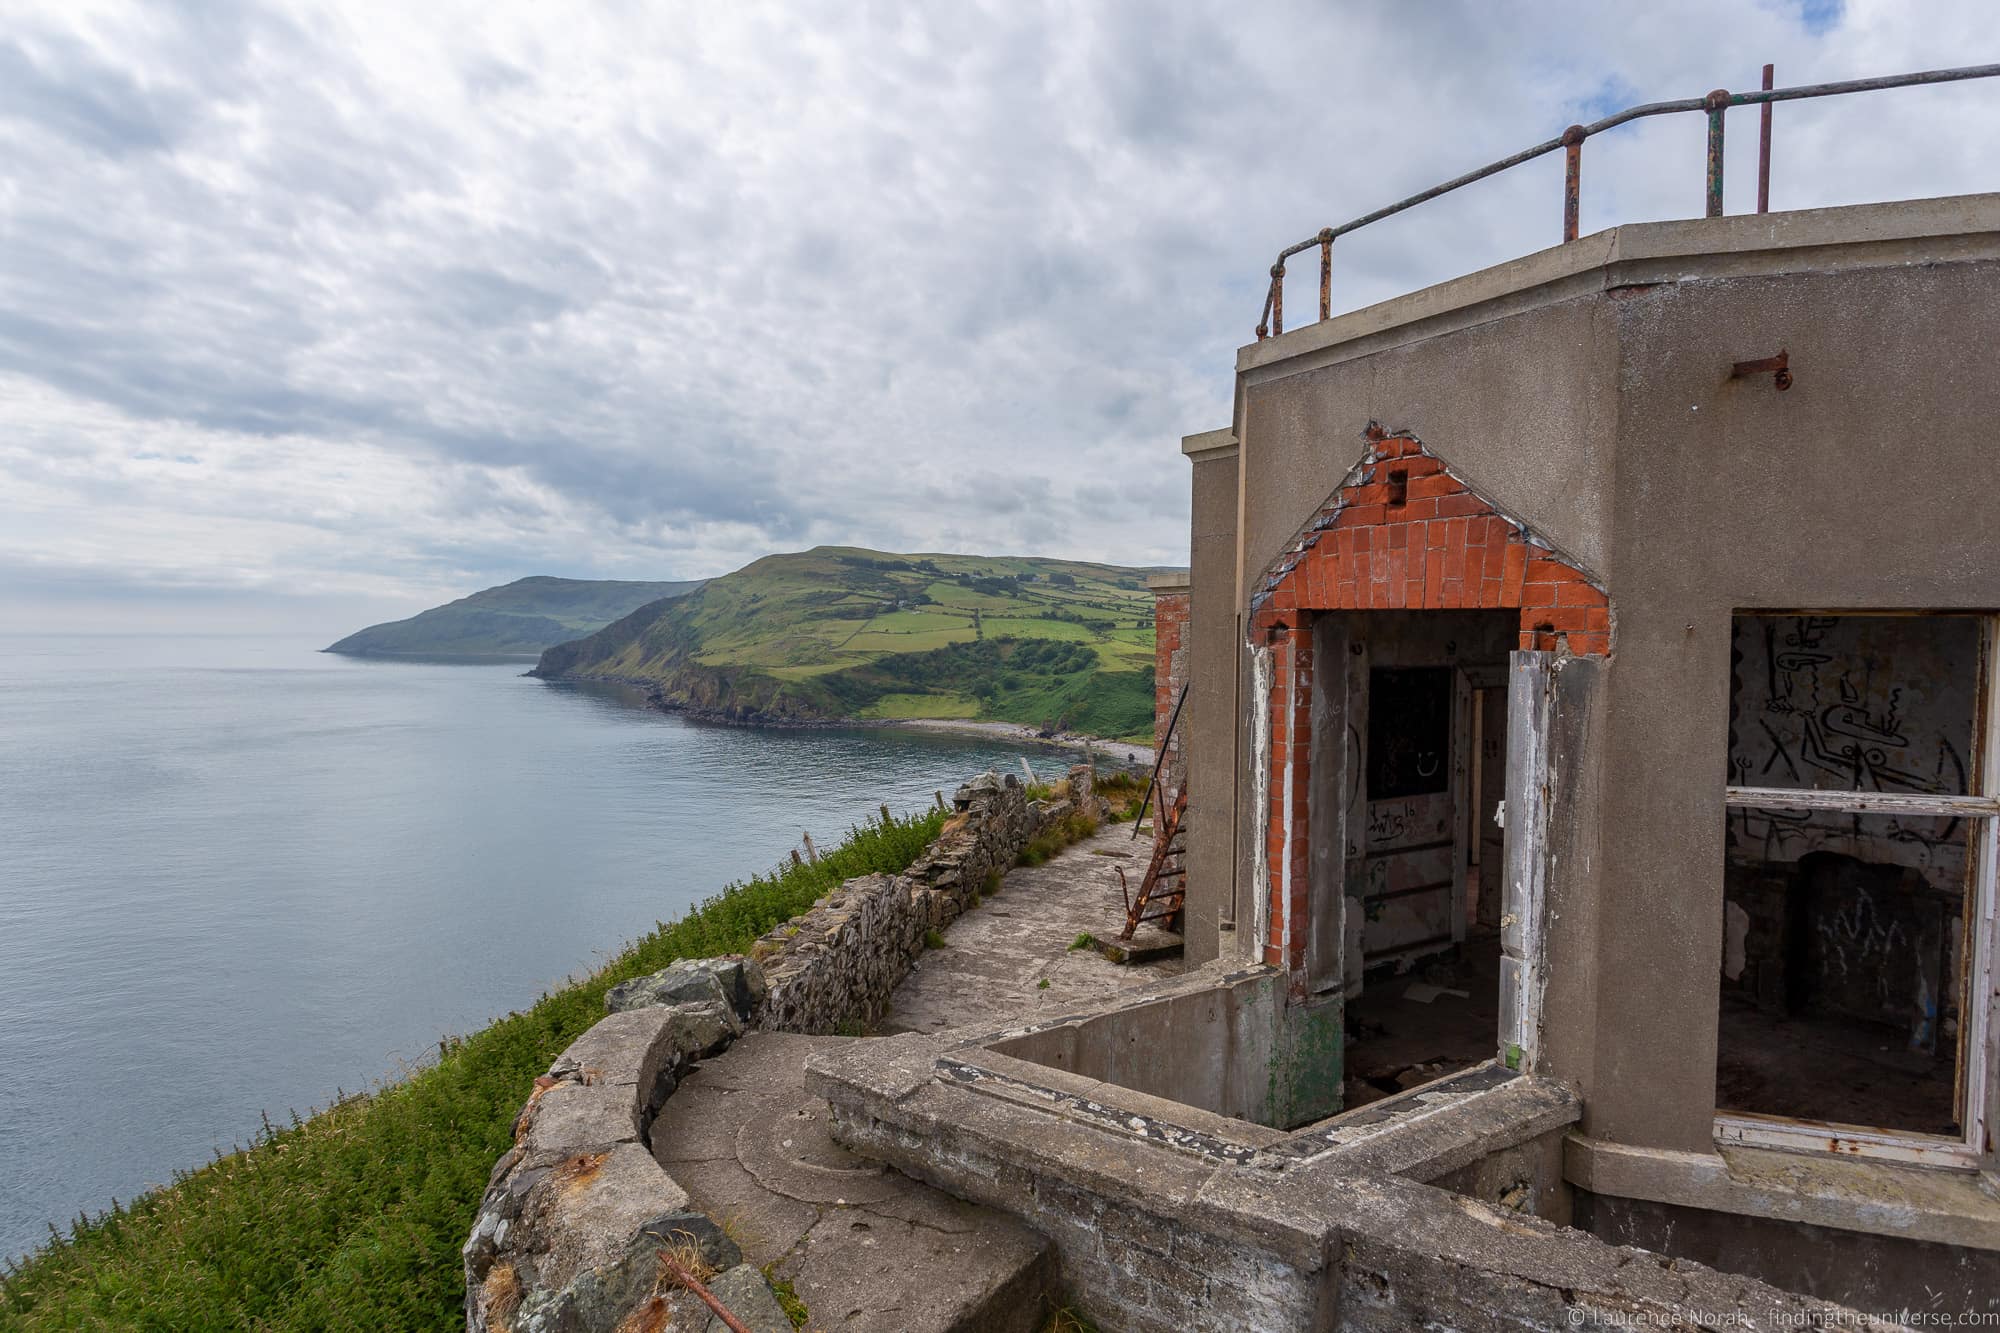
1316, 611, 1515, 1108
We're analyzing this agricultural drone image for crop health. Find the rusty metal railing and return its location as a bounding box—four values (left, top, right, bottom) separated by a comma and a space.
1255, 63, 2000, 341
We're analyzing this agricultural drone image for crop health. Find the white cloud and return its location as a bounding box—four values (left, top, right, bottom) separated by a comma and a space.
0, 0, 1994, 629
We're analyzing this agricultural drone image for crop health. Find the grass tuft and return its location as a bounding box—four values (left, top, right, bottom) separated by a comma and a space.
1093, 769, 1147, 823
763, 1266, 810, 1329
0, 805, 947, 1329
1016, 810, 1100, 867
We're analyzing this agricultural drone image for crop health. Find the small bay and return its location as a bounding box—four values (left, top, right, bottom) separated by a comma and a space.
0, 633, 1074, 1262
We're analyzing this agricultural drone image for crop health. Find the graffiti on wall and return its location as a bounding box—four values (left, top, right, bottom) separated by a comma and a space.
1727, 614, 1979, 890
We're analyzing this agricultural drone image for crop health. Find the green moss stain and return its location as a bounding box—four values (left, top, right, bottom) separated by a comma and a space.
1268, 993, 1344, 1129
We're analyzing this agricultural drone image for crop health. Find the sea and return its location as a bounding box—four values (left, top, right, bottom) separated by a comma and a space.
0, 632, 1083, 1263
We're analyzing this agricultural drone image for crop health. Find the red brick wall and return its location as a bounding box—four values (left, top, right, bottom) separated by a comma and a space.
1152, 584, 1191, 812
1249, 428, 1611, 981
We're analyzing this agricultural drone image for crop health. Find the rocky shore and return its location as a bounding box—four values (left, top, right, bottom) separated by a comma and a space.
535, 672, 1152, 768
880, 716, 1151, 767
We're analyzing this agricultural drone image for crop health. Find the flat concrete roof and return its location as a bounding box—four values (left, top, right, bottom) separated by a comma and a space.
1145, 571, 1192, 592
1238, 192, 2000, 382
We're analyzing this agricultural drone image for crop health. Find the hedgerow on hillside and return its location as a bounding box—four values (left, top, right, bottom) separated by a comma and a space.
0, 805, 947, 1331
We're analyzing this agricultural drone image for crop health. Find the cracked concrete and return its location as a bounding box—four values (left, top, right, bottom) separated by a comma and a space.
650, 1030, 1052, 1332
879, 821, 1183, 1036
642, 824, 1180, 1331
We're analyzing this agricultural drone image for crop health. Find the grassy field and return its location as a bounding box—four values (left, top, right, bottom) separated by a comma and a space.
858, 690, 981, 719
0, 806, 948, 1331
534, 547, 1169, 741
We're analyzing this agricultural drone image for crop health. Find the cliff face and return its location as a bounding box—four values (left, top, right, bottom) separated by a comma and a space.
530, 587, 844, 723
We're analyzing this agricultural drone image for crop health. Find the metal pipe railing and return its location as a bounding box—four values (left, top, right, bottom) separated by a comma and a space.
1255, 63, 2000, 340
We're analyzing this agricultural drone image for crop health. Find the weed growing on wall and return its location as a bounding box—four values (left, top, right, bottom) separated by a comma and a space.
1016, 809, 1100, 866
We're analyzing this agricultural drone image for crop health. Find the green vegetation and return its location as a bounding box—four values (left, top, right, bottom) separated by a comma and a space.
1017, 808, 1101, 867
326, 575, 705, 659
923, 928, 948, 950
763, 1267, 810, 1328
1069, 932, 1097, 952
532, 547, 1167, 740
1092, 769, 1147, 823
0, 805, 947, 1330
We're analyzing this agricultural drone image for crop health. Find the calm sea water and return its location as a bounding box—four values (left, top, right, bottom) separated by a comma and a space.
0, 633, 1080, 1262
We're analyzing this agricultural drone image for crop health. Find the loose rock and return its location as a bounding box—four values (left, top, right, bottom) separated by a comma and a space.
702, 1264, 795, 1333
606, 955, 766, 1024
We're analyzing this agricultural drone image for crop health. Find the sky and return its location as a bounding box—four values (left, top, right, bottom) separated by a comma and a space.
1, 1, 1994, 634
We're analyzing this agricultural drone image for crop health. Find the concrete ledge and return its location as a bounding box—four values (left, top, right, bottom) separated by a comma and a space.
1181, 427, 1237, 461
812, 1027, 1882, 1332
1565, 1132, 2000, 1252
941, 1046, 1287, 1161
1280, 1062, 1581, 1180
1237, 192, 2000, 385
930, 972, 1578, 1186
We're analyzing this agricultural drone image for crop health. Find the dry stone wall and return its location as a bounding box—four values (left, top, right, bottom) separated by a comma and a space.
753, 765, 1105, 1035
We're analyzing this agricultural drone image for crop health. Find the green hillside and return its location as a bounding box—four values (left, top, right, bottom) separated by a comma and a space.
533, 547, 1163, 740
325, 576, 705, 659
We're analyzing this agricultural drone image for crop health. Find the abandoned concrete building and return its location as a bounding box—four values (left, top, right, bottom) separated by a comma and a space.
810, 90, 2000, 1328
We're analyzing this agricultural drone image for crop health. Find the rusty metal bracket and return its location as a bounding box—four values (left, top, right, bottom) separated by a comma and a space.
1757, 63, 1774, 213
1730, 349, 1792, 390
1560, 124, 1585, 242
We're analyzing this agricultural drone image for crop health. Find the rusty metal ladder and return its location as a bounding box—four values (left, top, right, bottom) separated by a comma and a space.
1119, 785, 1187, 939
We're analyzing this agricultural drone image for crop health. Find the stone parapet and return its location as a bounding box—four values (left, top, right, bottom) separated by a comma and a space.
752, 765, 1105, 1035
463, 960, 785, 1333
466, 766, 1108, 1328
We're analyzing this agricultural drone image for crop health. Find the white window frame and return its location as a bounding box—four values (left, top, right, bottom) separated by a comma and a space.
1715, 614, 1997, 1171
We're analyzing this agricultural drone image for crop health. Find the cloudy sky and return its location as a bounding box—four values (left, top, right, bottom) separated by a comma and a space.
1, 1, 1993, 632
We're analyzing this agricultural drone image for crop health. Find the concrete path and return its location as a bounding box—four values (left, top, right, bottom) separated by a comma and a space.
651, 1030, 1052, 1331
646, 822, 1183, 1331
880, 820, 1183, 1035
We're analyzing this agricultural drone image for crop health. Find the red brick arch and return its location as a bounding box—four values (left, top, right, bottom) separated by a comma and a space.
1249, 429, 1610, 652
1249, 427, 1609, 980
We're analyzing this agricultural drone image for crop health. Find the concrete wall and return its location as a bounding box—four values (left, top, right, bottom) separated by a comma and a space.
1235, 291, 1620, 606
989, 970, 1281, 1125
1183, 435, 1242, 966
1593, 252, 2000, 1153
816, 1023, 1863, 1333
1200, 195, 2000, 1298
1576, 1192, 2000, 1313
1225, 197, 2000, 1140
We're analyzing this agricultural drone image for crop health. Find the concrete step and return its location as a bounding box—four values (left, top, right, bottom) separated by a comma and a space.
650, 1030, 1056, 1332
1094, 926, 1184, 965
